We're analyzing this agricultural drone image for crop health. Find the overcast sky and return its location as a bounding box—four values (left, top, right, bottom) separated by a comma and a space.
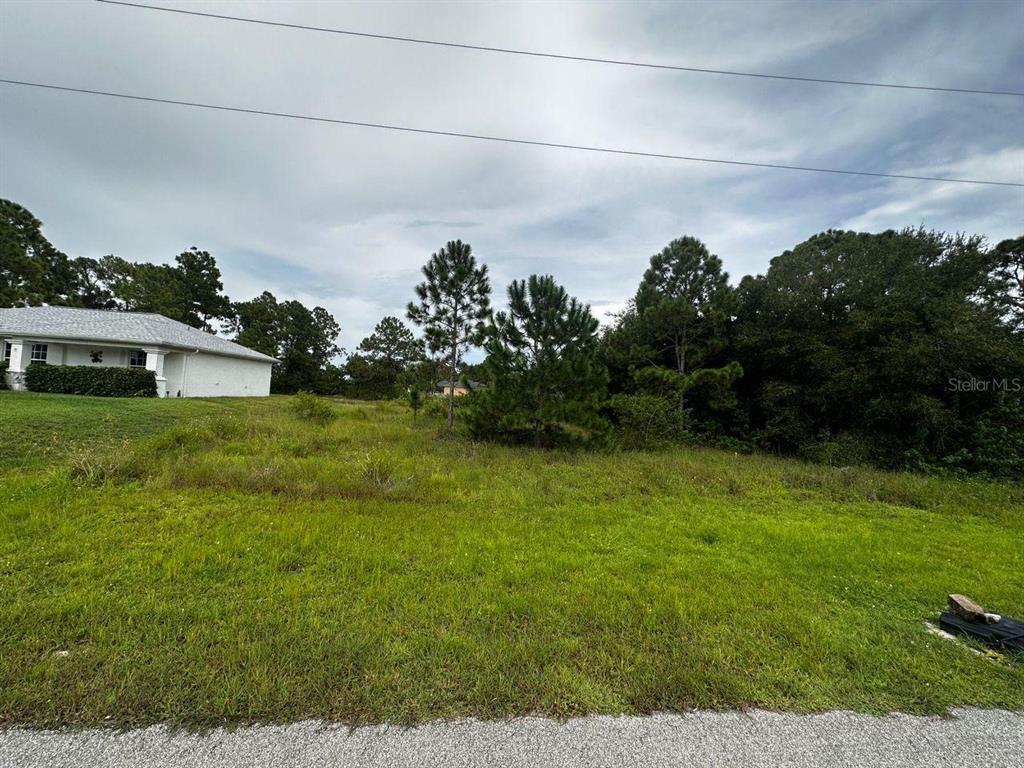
1, 0, 1022, 351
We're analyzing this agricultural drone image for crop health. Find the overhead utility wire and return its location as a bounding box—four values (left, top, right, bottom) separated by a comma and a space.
94, 0, 1024, 98
1, 79, 1020, 188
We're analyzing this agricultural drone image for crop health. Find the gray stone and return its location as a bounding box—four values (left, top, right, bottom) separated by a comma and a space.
948, 594, 986, 622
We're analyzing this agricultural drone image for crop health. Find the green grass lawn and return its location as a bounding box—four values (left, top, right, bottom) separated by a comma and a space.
1, 390, 1021, 726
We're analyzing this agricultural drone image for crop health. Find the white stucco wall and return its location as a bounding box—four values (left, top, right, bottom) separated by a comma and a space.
182, 352, 272, 397
44, 341, 64, 364
3, 340, 145, 369
62, 344, 134, 368
163, 353, 185, 398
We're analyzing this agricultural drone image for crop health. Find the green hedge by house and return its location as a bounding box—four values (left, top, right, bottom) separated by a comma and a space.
24, 364, 157, 397
0, 360, 8, 390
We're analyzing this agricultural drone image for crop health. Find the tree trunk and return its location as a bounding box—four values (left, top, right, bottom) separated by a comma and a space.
446, 340, 457, 430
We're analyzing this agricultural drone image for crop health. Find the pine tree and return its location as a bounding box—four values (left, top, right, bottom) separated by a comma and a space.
347, 316, 424, 398
407, 240, 491, 428
476, 274, 607, 447
407, 386, 423, 422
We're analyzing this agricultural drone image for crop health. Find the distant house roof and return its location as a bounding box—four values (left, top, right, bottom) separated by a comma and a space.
0, 306, 277, 363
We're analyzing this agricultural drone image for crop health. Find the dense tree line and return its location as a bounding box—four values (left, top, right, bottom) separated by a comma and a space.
725, 230, 1023, 475
3, 198, 1021, 477
401, 231, 1021, 477
605, 229, 1023, 477
1, 199, 340, 393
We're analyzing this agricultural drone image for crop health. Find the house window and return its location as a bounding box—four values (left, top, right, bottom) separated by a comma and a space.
129, 349, 148, 368
2, 342, 10, 362
30, 343, 48, 364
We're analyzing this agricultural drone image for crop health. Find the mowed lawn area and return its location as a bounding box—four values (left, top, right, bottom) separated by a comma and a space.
1, 391, 1021, 726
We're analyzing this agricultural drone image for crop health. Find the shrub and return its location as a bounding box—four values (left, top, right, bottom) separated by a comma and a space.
420, 394, 455, 422
464, 387, 609, 448
407, 387, 423, 421
24, 363, 157, 397
900, 396, 1024, 480
606, 393, 689, 449
799, 431, 875, 468
962, 396, 1024, 480
0, 360, 7, 390
288, 391, 336, 426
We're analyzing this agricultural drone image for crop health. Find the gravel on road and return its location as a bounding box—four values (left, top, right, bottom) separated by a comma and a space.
2, 708, 1021, 768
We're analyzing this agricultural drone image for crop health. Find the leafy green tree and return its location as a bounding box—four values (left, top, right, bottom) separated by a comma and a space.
228, 291, 341, 393
175, 247, 232, 330
0, 199, 77, 306
407, 240, 491, 429
470, 274, 607, 447
315, 363, 348, 396
397, 357, 444, 396
96, 255, 187, 318
346, 315, 424, 398
0, 201, 227, 321
273, 301, 342, 393
96, 249, 231, 329
601, 237, 742, 440
990, 236, 1023, 331
229, 291, 281, 357
631, 236, 740, 416
460, 360, 488, 383
70, 257, 116, 309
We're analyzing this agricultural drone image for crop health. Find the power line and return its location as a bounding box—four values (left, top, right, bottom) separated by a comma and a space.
94, 0, 1024, 99
1, 78, 1021, 188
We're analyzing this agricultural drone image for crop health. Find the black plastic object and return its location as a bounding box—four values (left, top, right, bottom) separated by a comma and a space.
938, 612, 1024, 652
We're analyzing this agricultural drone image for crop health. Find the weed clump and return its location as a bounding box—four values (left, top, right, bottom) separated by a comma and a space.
360, 451, 399, 492
67, 444, 144, 485
148, 424, 217, 453
289, 392, 337, 426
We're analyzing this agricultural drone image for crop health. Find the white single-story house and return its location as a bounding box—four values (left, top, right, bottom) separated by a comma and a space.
1, 306, 276, 397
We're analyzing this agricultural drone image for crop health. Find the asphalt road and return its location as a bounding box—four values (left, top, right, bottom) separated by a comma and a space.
2, 708, 1021, 768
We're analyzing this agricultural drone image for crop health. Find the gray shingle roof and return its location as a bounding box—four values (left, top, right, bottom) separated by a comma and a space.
0, 306, 277, 363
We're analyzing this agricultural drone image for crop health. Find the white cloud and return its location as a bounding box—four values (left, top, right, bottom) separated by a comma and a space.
840, 147, 1024, 237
